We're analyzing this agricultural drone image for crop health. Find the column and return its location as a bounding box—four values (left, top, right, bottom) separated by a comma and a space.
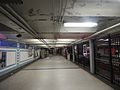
16, 42, 20, 65
89, 39, 95, 74
72, 45, 75, 62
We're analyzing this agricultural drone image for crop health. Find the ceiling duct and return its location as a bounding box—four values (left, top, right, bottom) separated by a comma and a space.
0, 0, 23, 4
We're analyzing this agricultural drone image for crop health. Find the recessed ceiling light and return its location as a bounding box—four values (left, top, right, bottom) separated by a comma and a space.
64, 22, 98, 27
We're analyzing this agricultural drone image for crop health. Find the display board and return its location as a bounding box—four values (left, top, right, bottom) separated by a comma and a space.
0, 50, 16, 69
6, 52, 16, 66
20, 49, 33, 61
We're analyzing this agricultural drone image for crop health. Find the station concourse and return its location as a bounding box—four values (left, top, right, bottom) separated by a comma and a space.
0, 56, 114, 90
0, 0, 120, 90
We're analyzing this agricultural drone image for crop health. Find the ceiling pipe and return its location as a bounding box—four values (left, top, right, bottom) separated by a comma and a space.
60, 0, 68, 23
86, 22, 120, 39
0, 5, 49, 47
5, 5, 48, 44
57, 0, 68, 46
58, 0, 63, 23
71, 22, 120, 45
52, 0, 56, 47
56, 0, 68, 36
53, 0, 68, 47
54, 0, 63, 47
57, 0, 64, 33
51, 0, 55, 22
3, 5, 39, 36
0, 6, 31, 34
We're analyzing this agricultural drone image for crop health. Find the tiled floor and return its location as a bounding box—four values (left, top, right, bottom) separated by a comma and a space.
0, 56, 114, 90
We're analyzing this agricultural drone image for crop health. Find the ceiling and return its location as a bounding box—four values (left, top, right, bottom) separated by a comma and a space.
0, 0, 120, 47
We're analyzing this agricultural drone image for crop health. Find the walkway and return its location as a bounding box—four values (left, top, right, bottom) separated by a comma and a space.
0, 56, 114, 90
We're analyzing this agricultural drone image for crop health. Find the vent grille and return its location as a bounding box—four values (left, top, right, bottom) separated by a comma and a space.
0, 0, 23, 4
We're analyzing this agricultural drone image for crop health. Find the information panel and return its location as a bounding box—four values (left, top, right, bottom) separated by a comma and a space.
6, 52, 16, 66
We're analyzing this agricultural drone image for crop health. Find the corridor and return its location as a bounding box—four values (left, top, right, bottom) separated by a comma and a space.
0, 56, 114, 90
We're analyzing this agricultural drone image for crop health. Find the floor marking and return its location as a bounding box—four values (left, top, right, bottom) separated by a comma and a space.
23, 67, 80, 71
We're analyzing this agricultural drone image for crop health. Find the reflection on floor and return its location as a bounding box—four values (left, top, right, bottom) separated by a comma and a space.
0, 56, 114, 90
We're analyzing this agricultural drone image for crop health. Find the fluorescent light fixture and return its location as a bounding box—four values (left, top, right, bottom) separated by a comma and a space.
22, 39, 40, 42
64, 22, 98, 27
56, 41, 71, 44
38, 45, 47, 47
57, 39, 75, 42
55, 45, 67, 47
44, 39, 57, 42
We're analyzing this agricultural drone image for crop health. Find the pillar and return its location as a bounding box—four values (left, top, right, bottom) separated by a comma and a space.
89, 39, 95, 74
16, 42, 20, 65
72, 45, 75, 62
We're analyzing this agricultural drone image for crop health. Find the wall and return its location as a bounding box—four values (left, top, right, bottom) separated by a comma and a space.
0, 40, 47, 77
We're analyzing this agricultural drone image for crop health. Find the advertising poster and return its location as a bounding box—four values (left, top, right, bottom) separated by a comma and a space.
0, 52, 6, 69
83, 44, 90, 57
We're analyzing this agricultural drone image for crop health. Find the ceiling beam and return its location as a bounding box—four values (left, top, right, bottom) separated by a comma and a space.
0, 5, 49, 47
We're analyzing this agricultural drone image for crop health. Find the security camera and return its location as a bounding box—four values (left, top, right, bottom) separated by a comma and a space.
16, 34, 22, 38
